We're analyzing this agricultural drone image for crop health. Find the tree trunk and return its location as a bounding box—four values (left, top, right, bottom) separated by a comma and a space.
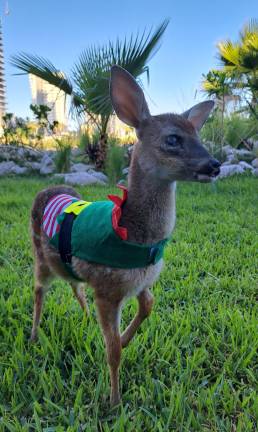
95, 116, 109, 170
95, 133, 108, 170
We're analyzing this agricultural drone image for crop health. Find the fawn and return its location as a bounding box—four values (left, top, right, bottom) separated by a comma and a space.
30, 65, 220, 406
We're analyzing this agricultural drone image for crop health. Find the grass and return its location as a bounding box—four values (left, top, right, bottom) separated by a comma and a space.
0, 175, 257, 431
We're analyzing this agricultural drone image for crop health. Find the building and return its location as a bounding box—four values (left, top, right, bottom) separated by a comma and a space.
29, 74, 67, 128
107, 114, 133, 139
0, 23, 6, 130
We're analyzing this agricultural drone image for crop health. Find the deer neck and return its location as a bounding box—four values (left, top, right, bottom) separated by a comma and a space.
120, 148, 176, 244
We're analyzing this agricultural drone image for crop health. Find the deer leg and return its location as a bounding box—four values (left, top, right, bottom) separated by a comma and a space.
95, 297, 122, 407
30, 262, 52, 342
70, 282, 89, 314
121, 288, 154, 348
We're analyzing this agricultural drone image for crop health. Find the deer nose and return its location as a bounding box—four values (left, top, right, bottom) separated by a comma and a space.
209, 158, 221, 175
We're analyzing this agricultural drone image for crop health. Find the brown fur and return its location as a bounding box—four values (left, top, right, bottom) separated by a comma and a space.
30, 66, 219, 407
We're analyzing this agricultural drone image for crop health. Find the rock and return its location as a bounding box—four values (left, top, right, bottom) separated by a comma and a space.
222, 145, 254, 163
0, 161, 28, 176
221, 159, 234, 166
71, 147, 84, 157
46, 150, 55, 159
222, 145, 235, 158
122, 167, 129, 175
70, 163, 95, 173
252, 141, 258, 153
69, 163, 108, 183
251, 158, 258, 168
238, 161, 253, 171
57, 172, 106, 186
252, 168, 258, 177
222, 145, 238, 164
40, 153, 55, 175
218, 164, 245, 179
222, 145, 234, 154
235, 149, 254, 163
89, 170, 108, 183
225, 154, 239, 164
24, 161, 41, 172
0, 145, 43, 164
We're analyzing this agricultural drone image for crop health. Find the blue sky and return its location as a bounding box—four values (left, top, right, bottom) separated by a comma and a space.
3, 0, 258, 124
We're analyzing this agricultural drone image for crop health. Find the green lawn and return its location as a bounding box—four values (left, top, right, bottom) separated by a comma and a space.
0, 176, 257, 431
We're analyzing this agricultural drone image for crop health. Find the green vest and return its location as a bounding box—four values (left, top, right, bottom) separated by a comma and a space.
50, 196, 168, 277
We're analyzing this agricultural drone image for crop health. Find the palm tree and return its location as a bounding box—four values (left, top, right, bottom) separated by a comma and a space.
217, 19, 258, 118
11, 20, 169, 167
202, 69, 233, 129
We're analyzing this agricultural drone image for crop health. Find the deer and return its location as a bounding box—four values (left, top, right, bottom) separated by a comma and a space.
30, 65, 220, 407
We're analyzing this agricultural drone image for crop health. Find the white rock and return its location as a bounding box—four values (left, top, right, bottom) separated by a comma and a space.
40, 154, 55, 175
70, 163, 95, 173
60, 172, 106, 186
0, 161, 28, 176
122, 167, 129, 175
71, 147, 84, 157
218, 164, 245, 179
225, 154, 239, 164
222, 145, 238, 164
222, 159, 234, 166
251, 158, 258, 168
89, 170, 108, 183
222, 145, 254, 163
222, 145, 235, 156
0, 145, 43, 163
24, 161, 41, 172
252, 168, 258, 177
235, 149, 253, 162
238, 161, 254, 171
252, 141, 258, 153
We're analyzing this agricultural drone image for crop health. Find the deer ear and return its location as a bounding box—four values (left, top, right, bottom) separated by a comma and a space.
182, 101, 214, 131
110, 65, 150, 128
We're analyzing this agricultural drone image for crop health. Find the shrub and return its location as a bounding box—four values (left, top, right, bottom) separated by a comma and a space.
105, 138, 126, 184
86, 132, 101, 162
201, 111, 258, 160
201, 112, 225, 160
78, 131, 91, 152
54, 138, 72, 173
224, 114, 258, 149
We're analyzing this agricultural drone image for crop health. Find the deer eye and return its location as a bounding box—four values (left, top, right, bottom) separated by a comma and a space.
166, 134, 182, 146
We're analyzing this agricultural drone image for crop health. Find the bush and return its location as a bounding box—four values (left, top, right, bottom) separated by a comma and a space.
224, 114, 258, 149
54, 138, 72, 173
201, 112, 222, 144
78, 131, 104, 167
201, 112, 225, 160
78, 131, 91, 152
105, 138, 126, 184
201, 111, 258, 161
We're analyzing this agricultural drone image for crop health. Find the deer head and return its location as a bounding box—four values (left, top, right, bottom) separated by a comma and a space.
110, 65, 220, 183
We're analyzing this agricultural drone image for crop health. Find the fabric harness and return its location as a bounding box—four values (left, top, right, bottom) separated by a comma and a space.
43, 186, 168, 280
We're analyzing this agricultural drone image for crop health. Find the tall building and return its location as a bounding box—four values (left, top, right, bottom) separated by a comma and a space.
107, 114, 136, 141
29, 74, 67, 128
0, 23, 6, 129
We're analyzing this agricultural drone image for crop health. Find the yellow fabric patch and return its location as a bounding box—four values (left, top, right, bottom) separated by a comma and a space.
64, 200, 92, 216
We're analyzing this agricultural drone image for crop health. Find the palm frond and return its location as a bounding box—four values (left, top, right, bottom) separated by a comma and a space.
240, 18, 258, 44
11, 20, 169, 133
72, 19, 169, 117
11, 53, 93, 120
218, 41, 241, 68
11, 53, 73, 94
201, 69, 233, 99
218, 18, 258, 73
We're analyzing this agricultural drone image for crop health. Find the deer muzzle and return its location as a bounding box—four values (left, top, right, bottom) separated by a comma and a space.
193, 158, 221, 182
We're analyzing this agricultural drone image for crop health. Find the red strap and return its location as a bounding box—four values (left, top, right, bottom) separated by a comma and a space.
108, 185, 128, 240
